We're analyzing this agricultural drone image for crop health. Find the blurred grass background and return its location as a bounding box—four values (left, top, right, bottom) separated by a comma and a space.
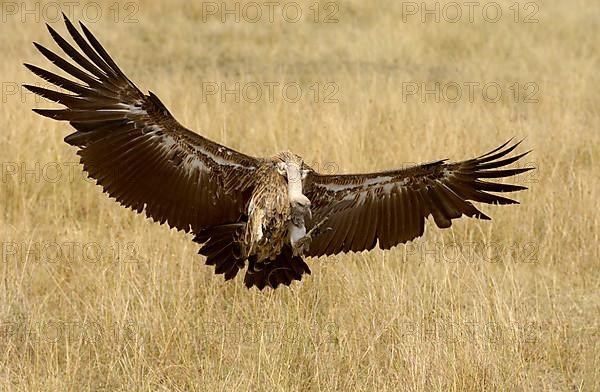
0, 0, 598, 390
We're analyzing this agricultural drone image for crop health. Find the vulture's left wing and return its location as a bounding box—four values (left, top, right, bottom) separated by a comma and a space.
24, 15, 261, 233
303, 140, 533, 256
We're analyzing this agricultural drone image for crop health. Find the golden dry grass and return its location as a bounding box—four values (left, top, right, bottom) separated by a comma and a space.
1, 0, 599, 390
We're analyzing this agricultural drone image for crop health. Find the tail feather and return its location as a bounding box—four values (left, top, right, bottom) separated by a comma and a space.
193, 224, 245, 282
194, 224, 311, 289
244, 246, 311, 290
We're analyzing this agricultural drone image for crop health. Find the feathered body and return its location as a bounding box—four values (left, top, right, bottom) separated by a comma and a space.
245, 160, 292, 261
194, 152, 313, 289
25, 15, 534, 289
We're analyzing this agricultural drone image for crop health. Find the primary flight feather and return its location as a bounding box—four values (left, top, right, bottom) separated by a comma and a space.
25, 15, 533, 289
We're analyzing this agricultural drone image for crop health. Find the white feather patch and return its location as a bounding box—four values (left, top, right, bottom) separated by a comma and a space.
321, 175, 395, 192
289, 222, 306, 246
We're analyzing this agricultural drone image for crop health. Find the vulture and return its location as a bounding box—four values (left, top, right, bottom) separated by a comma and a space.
25, 15, 533, 289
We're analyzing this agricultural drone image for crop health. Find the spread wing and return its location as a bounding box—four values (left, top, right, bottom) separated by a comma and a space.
303, 140, 533, 256
24, 14, 261, 233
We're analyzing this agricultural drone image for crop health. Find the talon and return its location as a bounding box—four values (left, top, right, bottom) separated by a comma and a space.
307, 216, 331, 238
293, 236, 311, 257
291, 216, 332, 257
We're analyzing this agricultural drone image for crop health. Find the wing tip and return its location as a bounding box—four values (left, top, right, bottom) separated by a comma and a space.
477, 212, 491, 220
63, 132, 80, 146
45, 21, 56, 34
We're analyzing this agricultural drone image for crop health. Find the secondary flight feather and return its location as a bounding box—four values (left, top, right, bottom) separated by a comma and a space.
25, 15, 534, 289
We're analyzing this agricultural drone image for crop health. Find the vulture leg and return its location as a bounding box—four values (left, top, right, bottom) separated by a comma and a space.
293, 216, 332, 256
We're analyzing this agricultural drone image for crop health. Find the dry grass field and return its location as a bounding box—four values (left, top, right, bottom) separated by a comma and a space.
1, 0, 599, 390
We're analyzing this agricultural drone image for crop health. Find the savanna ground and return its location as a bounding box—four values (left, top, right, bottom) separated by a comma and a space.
0, 0, 598, 390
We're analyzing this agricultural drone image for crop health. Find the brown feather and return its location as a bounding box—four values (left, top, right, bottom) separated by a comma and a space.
304, 140, 532, 256
25, 15, 533, 289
